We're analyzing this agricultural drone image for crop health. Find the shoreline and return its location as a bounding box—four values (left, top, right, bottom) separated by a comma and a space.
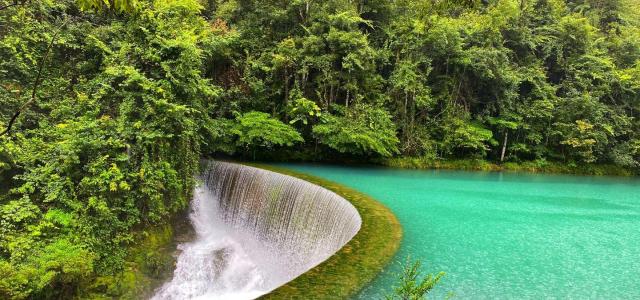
379, 157, 636, 177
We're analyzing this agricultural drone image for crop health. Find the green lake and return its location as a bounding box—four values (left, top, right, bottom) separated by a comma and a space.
277, 164, 640, 299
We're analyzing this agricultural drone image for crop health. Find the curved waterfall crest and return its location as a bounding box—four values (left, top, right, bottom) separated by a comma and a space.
153, 161, 362, 299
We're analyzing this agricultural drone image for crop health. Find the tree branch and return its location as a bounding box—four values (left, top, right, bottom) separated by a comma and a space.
0, 0, 27, 11
0, 19, 67, 137
0, 3, 18, 10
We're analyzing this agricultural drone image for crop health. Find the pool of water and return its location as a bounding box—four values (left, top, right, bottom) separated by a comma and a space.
276, 164, 640, 299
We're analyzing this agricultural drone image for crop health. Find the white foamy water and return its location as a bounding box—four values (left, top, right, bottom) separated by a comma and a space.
152, 186, 269, 300
152, 161, 361, 300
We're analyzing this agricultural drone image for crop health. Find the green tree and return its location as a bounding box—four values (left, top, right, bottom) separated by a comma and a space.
441, 114, 495, 158
487, 116, 520, 162
313, 104, 399, 157
231, 111, 303, 159
385, 258, 445, 300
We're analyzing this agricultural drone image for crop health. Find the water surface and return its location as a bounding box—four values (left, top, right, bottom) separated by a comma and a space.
277, 164, 640, 299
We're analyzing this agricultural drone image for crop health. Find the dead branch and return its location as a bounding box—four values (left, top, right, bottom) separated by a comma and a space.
1, 19, 67, 137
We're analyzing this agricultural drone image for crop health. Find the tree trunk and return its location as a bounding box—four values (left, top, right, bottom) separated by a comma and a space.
500, 131, 509, 163
329, 84, 334, 108
345, 89, 350, 108
314, 138, 318, 161
404, 92, 408, 120
1, 19, 67, 137
403, 92, 409, 142
283, 69, 289, 103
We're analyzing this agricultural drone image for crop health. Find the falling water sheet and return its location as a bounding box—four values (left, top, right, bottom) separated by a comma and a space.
153, 161, 362, 300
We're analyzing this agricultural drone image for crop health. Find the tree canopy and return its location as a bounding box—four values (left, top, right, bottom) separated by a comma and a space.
1, 0, 639, 298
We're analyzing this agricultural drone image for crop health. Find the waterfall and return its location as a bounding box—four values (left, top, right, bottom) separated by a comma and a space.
153, 161, 362, 299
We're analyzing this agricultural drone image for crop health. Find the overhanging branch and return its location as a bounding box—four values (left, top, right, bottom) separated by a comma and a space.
0, 0, 27, 11
1, 19, 67, 137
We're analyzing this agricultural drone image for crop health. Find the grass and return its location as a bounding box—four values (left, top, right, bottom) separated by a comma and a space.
381, 157, 636, 177
242, 163, 403, 300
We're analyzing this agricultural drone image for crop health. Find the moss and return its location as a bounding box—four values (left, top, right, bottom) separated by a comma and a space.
243, 163, 403, 300
81, 216, 192, 299
381, 157, 636, 176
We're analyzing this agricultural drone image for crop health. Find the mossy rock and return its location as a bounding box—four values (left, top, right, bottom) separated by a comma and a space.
81, 216, 193, 299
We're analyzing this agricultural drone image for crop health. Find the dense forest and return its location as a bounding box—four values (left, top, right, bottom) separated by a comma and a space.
1, 0, 639, 298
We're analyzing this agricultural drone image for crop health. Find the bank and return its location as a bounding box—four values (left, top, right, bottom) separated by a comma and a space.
379, 157, 637, 177
252, 149, 638, 177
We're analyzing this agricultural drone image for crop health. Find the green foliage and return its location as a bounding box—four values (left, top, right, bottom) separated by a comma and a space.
231, 111, 303, 151
487, 117, 519, 131
385, 258, 445, 300
313, 104, 399, 157
287, 89, 322, 125
2, 0, 640, 297
0, 238, 94, 299
76, 0, 140, 12
441, 117, 495, 157
200, 0, 640, 168
1, 0, 215, 297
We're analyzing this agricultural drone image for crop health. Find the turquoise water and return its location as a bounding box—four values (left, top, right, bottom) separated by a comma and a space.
277, 164, 640, 299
